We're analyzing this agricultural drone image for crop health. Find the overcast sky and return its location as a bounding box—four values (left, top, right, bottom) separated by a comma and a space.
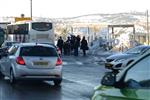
0, 0, 150, 18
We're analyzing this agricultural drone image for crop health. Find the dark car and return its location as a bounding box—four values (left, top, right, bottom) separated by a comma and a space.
105, 45, 150, 71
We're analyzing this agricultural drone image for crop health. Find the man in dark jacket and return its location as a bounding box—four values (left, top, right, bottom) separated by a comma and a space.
80, 36, 88, 56
57, 36, 64, 54
74, 35, 80, 56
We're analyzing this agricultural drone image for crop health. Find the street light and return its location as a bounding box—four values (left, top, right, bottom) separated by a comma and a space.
30, 0, 32, 19
146, 10, 149, 45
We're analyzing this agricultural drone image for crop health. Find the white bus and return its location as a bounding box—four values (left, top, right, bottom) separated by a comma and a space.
6, 21, 55, 44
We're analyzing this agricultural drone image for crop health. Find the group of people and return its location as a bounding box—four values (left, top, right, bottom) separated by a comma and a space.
57, 35, 89, 56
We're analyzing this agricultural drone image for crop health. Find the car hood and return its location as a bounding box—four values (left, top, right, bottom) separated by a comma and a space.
106, 53, 138, 60
92, 85, 150, 100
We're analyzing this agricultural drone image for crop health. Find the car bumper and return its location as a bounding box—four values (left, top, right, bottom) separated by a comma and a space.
13, 65, 62, 80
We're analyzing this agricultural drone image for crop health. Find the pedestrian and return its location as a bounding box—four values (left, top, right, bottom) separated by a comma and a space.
57, 36, 64, 54
70, 35, 76, 54
74, 35, 80, 56
63, 42, 67, 55
66, 37, 71, 55
80, 36, 88, 56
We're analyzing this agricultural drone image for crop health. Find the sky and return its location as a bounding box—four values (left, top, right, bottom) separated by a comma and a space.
0, 0, 150, 18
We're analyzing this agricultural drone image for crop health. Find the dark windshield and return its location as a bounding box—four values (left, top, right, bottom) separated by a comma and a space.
20, 46, 57, 57
32, 22, 52, 31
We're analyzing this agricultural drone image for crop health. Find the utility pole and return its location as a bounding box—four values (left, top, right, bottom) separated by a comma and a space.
30, 0, 32, 19
146, 10, 149, 45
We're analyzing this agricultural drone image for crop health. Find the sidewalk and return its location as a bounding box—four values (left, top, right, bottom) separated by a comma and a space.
86, 47, 119, 65
62, 47, 118, 65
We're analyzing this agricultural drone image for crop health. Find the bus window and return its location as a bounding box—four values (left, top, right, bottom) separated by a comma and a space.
32, 22, 52, 31
7, 24, 29, 34
17, 24, 29, 34
7, 25, 13, 34
0, 28, 5, 46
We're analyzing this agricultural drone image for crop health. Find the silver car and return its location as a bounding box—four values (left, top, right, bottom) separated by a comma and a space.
105, 45, 150, 71
0, 43, 63, 85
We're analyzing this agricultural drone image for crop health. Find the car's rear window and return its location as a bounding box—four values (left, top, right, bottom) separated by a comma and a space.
20, 46, 57, 57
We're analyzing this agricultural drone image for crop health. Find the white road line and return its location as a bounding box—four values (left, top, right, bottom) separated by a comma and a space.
75, 61, 83, 65
63, 61, 83, 65
63, 62, 68, 65
63, 77, 95, 88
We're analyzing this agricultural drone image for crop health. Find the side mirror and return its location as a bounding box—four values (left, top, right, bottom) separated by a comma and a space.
101, 72, 116, 86
125, 79, 141, 88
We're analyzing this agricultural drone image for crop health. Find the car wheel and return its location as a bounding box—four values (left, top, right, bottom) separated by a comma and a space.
10, 69, 16, 84
54, 79, 62, 86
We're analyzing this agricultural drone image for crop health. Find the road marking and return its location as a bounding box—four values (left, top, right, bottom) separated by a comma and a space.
75, 61, 83, 65
63, 61, 83, 65
63, 62, 68, 65
63, 77, 95, 87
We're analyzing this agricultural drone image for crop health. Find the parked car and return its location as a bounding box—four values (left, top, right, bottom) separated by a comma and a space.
105, 45, 150, 71
0, 43, 63, 85
92, 49, 150, 100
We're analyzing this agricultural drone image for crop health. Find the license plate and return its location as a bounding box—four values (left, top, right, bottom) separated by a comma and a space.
33, 61, 48, 66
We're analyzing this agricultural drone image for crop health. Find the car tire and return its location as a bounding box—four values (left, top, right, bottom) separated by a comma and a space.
10, 69, 16, 84
54, 79, 62, 86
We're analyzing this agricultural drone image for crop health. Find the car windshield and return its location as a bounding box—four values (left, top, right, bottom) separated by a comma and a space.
20, 46, 57, 57
123, 46, 149, 54
32, 22, 52, 31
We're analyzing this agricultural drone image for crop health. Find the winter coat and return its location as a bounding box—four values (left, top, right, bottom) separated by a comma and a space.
80, 39, 88, 50
57, 39, 64, 48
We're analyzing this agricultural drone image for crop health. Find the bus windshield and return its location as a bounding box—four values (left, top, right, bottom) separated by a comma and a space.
32, 22, 52, 31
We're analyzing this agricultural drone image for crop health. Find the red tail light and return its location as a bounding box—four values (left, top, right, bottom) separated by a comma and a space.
56, 57, 62, 66
16, 56, 25, 65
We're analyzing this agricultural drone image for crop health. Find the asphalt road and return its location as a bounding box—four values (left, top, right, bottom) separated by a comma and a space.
0, 55, 108, 100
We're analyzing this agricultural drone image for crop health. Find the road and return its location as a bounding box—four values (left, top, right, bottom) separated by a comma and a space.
0, 55, 108, 100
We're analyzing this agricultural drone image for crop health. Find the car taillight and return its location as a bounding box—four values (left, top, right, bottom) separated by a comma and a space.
16, 56, 25, 65
56, 57, 62, 66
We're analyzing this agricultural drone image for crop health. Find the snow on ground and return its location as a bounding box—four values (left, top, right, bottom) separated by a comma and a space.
87, 39, 118, 64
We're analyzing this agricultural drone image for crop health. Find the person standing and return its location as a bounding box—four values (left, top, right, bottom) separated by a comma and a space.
80, 36, 88, 56
66, 37, 71, 55
74, 35, 80, 56
57, 36, 64, 54
70, 35, 76, 53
